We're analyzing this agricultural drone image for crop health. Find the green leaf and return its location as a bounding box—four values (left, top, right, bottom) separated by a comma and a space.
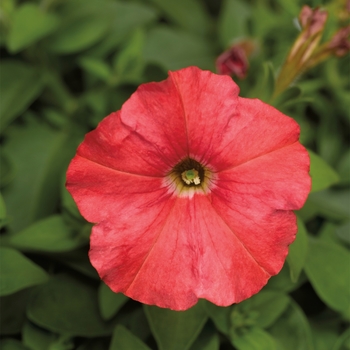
144, 301, 208, 350
47, 0, 113, 54
113, 29, 145, 85
147, 0, 210, 36
286, 217, 308, 282
0, 61, 44, 131
249, 62, 275, 102
79, 57, 112, 82
2, 117, 82, 232
98, 282, 128, 321
0, 339, 30, 350
0, 289, 32, 335
269, 301, 314, 350
22, 322, 58, 350
109, 325, 151, 350
218, 0, 251, 47
0, 247, 48, 296
231, 327, 277, 350
0, 193, 6, 222
2, 215, 87, 252
8, 3, 59, 53
27, 274, 115, 337
336, 221, 350, 245
189, 324, 219, 350
336, 149, 350, 186
333, 328, 350, 350
308, 149, 339, 192
238, 290, 290, 329
304, 238, 350, 317
143, 26, 215, 71
204, 301, 232, 335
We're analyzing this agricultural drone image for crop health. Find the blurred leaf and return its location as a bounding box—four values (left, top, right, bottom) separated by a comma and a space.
2, 215, 87, 252
0, 289, 32, 335
143, 26, 215, 71
249, 62, 275, 102
333, 328, 350, 350
0, 339, 30, 350
109, 325, 151, 350
2, 117, 82, 232
144, 301, 207, 350
147, 0, 210, 36
305, 238, 350, 317
286, 217, 308, 282
22, 322, 58, 350
231, 327, 277, 350
78, 57, 112, 82
47, 0, 112, 54
336, 221, 350, 245
269, 301, 314, 350
218, 0, 251, 47
336, 149, 350, 186
27, 274, 115, 337
0, 247, 48, 296
189, 324, 219, 350
0, 193, 6, 225
310, 314, 339, 350
0, 61, 44, 131
0, 153, 13, 189
98, 282, 128, 321
308, 149, 339, 192
8, 3, 59, 53
307, 189, 350, 221
238, 290, 290, 329
204, 301, 232, 335
113, 29, 145, 85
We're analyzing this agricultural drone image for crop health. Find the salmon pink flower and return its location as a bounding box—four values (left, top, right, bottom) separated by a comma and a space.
66, 66, 311, 310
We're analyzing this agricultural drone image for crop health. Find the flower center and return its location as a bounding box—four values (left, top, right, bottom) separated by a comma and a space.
165, 157, 214, 197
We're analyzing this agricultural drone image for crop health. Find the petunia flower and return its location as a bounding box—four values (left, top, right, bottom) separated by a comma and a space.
66, 66, 311, 310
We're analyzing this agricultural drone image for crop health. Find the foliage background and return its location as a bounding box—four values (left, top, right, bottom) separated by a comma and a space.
0, 0, 349, 349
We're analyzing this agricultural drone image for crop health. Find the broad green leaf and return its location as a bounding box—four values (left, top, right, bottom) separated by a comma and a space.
79, 57, 112, 82
147, 0, 210, 36
144, 301, 208, 350
109, 325, 151, 350
336, 221, 350, 245
113, 29, 145, 85
27, 274, 115, 337
269, 301, 314, 350
8, 3, 59, 53
2, 215, 87, 252
238, 290, 290, 329
286, 217, 308, 282
310, 316, 339, 350
204, 301, 232, 335
22, 322, 58, 350
189, 324, 219, 350
143, 26, 215, 71
333, 328, 350, 350
0, 247, 48, 296
0, 339, 30, 350
304, 238, 350, 317
2, 117, 82, 232
47, 0, 112, 54
336, 149, 350, 186
0, 289, 32, 335
0, 193, 6, 222
0, 61, 44, 131
308, 150, 339, 192
218, 0, 251, 47
98, 282, 128, 321
231, 327, 277, 350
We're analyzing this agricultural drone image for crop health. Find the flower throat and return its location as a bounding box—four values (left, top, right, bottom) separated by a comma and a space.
173, 158, 205, 187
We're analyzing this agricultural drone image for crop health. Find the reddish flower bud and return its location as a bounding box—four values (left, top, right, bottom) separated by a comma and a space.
328, 25, 350, 56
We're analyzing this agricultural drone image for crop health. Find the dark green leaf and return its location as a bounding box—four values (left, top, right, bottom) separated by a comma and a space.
8, 3, 59, 53
0, 289, 32, 335
0, 247, 48, 296
204, 301, 232, 335
333, 328, 350, 350
286, 217, 308, 282
144, 301, 208, 350
79, 57, 112, 82
249, 62, 275, 102
189, 324, 219, 350
304, 238, 350, 317
2, 215, 87, 252
269, 301, 314, 350
27, 274, 115, 337
0, 339, 30, 350
336, 221, 350, 245
336, 149, 350, 186
231, 327, 277, 350
143, 26, 215, 71
238, 290, 290, 329
218, 0, 251, 47
98, 282, 128, 321
2, 117, 82, 232
22, 322, 58, 350
0, 193, 6, 222
0, 61, 44, 131
109, 325, 151, 350
147, 0, 210, 36
308, 150, 339, 192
